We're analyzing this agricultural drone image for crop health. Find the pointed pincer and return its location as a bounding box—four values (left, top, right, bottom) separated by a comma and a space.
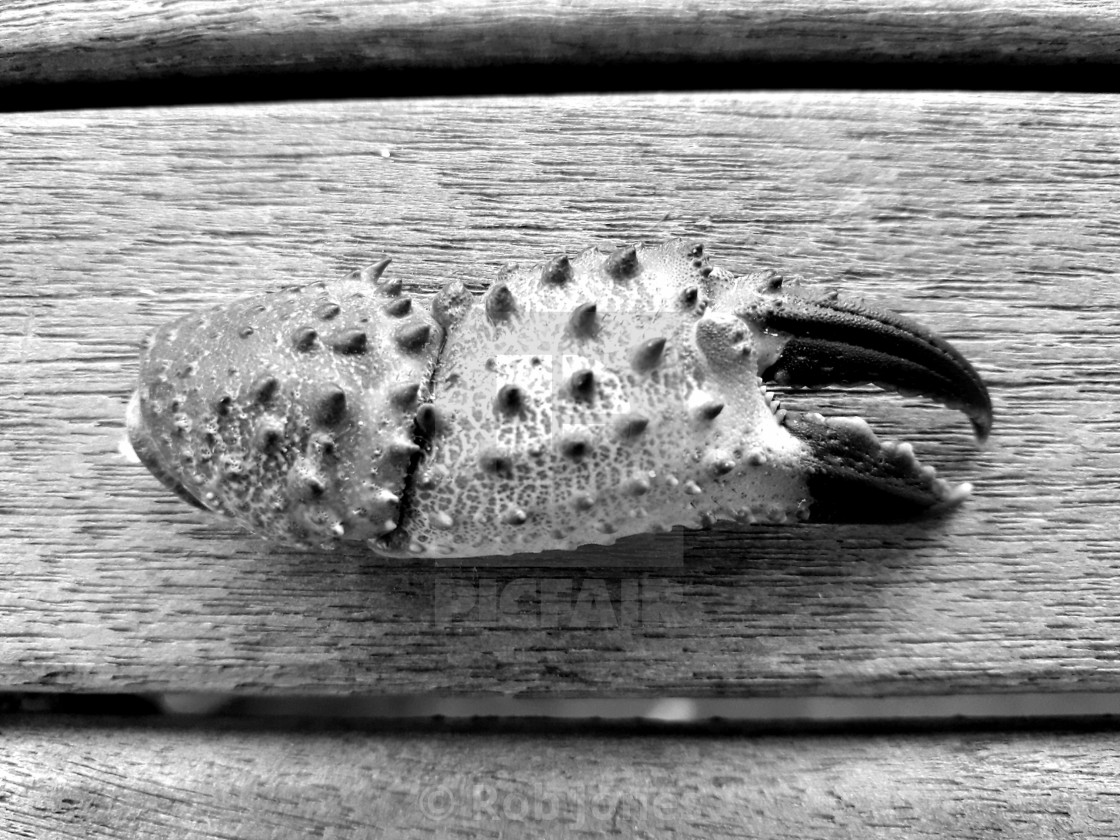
745, 280, 993, 439
710, 273, 994, 516
785, 411, 973, 518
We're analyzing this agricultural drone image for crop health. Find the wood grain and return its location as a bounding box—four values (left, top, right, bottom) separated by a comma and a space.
1, 92, 1118, 696
4, 716, 1120, 838
0, 0, 1117, 91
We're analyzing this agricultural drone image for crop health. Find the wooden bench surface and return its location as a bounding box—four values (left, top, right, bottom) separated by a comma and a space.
3, 2, 1120, 837
2, 92, 1117, 698
2, 0, 1117, 95
4, 715, 1120, 837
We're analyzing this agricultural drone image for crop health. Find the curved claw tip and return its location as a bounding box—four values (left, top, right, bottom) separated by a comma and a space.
745, 285, 992, 440
126, 390, 209, 511
969, 413, 993, 442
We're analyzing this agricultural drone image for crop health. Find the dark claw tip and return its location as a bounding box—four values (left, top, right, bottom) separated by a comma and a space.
756, 289, 993, 440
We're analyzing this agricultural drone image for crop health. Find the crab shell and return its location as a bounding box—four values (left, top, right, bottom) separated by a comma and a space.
127, 240, 992, 558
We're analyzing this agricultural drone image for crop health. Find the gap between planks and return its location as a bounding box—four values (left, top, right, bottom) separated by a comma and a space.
3, 714, 1120, 839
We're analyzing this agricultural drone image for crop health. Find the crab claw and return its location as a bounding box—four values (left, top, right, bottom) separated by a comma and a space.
782, 411, 974, 519
129, 242, 995, 555
713, 271, 993, 516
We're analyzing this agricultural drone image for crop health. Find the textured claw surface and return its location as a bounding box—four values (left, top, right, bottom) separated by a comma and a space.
130, 239, 990, 557
130, 266, 442, 545
391, 240, 808, 557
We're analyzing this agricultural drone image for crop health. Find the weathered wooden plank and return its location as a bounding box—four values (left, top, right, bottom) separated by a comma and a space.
0, 0, 1117, 98
1, 92, 1118, 696
2, 716, 1119, 838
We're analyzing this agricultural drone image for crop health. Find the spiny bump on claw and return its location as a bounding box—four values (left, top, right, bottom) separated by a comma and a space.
559, 433, 591, 462
293, 478, 326, 506
485, 283, 516, 323
680, 286, 700, 309
250, 375, 279, 405
355, 485, 399, 515
359, 258, 392, 284
287, 460, 326, 501
292, 327, 318, 352
501, 508, 528, 525
383, 297, 412, 317
827, 415, 880, 450
315, 386, 347, 427
568, 302, 599, 338
365, 486, 400, 512
394, 323, 431, 352
415, 403, 443, 438
308, 431, 336, 460
330, 329, 368, 355
253, 416, 286, 452
623, 476, 651, 496
431, 511, 455, 530
371, 518, 398, 538
316, 302, 341, 320
479, 450, 515, 479
541, 255, 573, 285
494, 384, 526, 416
569, 369, 595, 402
390, 382, 421, 410
572, 492, 596, 511
614, 413, 650, 441
707, 456, 736, 477
605, 245, 639, 280
695, 400, 725, 421
380, 276, 404, 297
631, 337, 667, 372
